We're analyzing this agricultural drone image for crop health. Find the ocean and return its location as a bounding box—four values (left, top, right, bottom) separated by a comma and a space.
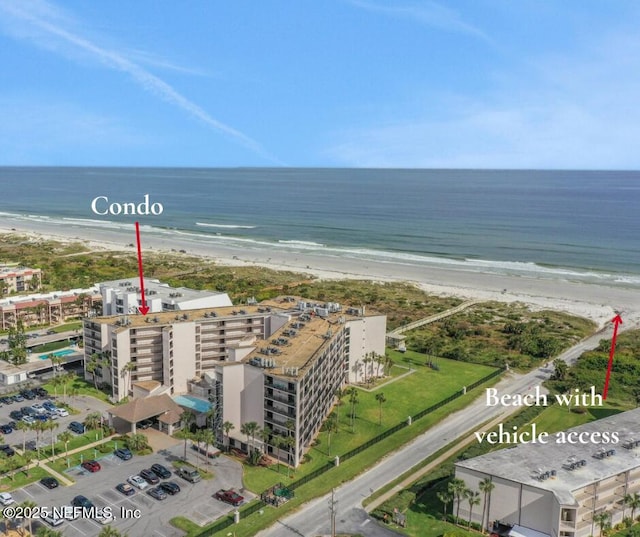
0, 167, 638, 288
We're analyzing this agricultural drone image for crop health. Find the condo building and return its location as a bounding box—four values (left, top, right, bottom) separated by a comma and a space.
99, 278, 232, 315
455, 407, 640, 537
84, 297, 386, 466
0, 287, 101, 330
0, 265, 41, 294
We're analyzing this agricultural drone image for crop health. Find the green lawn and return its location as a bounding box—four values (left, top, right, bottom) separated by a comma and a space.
40, 376, 112, 403
50, 321, 83, 333
242, 350, 497, 494
37, 429, 110, 461
31, 340, 70, 353
530, 402, 628, 437
0, 466, 55, 492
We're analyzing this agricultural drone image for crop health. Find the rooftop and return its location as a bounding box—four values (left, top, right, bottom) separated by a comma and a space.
456, 407, 640, 506
0, 287, 99, 308
108, 394, 184, 423
99, 277, 230, 304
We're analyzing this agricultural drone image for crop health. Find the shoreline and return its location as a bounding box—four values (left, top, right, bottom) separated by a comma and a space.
1, 220, 639, 330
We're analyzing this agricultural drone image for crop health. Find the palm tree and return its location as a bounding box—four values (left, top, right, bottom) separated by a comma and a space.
86, 353, 101, 389
375, 392, 387, 426
84, 411, 102, 431
36, 526, 64, 537
98, 527, 124, 537
49, 354, 63, 379
240, 422, 252, 455
33, 420, 47, 459
181, 410, 195, 460
448, 478, 467, 523
465, 489, 480, 528
121, 361, 136, 397
282, 434, 296, 477
325, 413, 338, 457
334, 388, 345, 425
241, 421, 260, 455
628, 492, 640, 521
259, 426, 272, 455
15, 420, 31, 452
61, 371, 76, 401
58, 430, 73, 460
222, 421, 234, 452
193, 430, 204, 470
436, 490, 453, 520
272, 434, 284, 472
593, 511, 611, 537
127, 433, 149, 452
21, 450, 35, 477
479, 477, 495, 532
201, 429, 215, 464
347, 387, 359, 433
48, 419, 59, 457
20, 499, 37, 537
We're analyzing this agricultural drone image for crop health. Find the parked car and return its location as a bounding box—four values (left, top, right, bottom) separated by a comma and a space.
72, 495, 94, 509
21, 406, 36, 416
150, 463, 172, 479
12, 394, 24, 402
114, 447, 133, 460
140, 468, 160, 485
45, 411, 59, 420
177, 466, 201, 483
81, 460, 101, 472
68, 421, 84, 434
34, 414, 48, 422
21, 390, 36, 400
116, 483, 136, 496
0, 445, 15, 457
95, 512, 115, 525
147, 487, 167, 501
43, 512, 64, 527
34, 387, 48, 397
21, 416, 35, 425
127, 475, 149, 490
55, 408, 69, 417
9, 410, 23, 421
214, 489, 245, 506
31, 403, 46, 414
42, 401, 57, 411
0, 397, 11, 405
0, 425, 13, 434
0, 493, 14, 506
46, 329, 56, 335
158, 481, 180, 495
137, 419, 153, 429
40, 477, 59, 489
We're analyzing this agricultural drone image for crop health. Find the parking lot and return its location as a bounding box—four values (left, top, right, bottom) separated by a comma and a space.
7, 439, 249, 536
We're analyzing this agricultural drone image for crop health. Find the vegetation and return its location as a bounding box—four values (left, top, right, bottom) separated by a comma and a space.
404, 301, 595, 370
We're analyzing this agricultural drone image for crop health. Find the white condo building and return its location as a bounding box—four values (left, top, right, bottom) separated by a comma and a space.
455, 407, 640, 537
99, 278, 232, 315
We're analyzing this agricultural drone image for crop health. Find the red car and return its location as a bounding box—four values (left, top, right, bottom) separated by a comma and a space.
214, 489, 244, 506
81, 460, 101, 472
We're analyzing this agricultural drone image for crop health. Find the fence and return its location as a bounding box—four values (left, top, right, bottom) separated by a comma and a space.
196, 366, 505, 536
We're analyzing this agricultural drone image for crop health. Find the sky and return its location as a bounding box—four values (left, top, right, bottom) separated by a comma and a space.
1, 0, 639, 169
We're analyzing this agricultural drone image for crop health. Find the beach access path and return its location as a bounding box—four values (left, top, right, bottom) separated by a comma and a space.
257, 324, 620, 537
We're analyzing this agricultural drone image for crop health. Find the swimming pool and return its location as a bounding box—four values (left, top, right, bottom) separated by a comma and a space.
39, 348, 76, 360
173, 394, 212, 413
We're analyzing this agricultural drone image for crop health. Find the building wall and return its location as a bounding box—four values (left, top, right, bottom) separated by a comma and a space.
170, 322, 197, 395
0, 267, 41, 294
346, 315, 386, 383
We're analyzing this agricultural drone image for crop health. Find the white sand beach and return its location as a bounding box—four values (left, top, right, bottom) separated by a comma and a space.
1, 217, 638, 331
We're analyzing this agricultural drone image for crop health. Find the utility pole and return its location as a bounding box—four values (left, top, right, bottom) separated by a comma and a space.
328, 488, 337, 537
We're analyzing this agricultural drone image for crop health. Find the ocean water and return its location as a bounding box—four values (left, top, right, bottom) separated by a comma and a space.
0, 167, 638, 287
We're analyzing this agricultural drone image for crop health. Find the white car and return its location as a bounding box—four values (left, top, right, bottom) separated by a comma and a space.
60, 506, 79, 521
54, 408, 69, 417
0, 493, 15, 506
95, 511, 115, 525
43, 512, 64, 527
31, 404, 46, 415
127, 475, 149, 490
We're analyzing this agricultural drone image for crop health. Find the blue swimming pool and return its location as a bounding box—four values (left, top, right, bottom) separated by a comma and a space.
173, 395, 212, 413
39, 348, 76, 360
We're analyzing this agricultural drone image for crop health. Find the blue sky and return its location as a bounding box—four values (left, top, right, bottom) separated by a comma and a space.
1, 0, 639, 168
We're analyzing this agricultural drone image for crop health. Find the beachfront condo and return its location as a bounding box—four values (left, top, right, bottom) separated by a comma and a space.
0, 265, 41, 295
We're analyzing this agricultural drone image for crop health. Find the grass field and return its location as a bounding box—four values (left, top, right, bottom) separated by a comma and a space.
45, 437, 116, 474
40, 376, 112, 403
0, 466, 55, 492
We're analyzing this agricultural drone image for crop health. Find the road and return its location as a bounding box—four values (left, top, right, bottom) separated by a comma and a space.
257, 325, 618, 537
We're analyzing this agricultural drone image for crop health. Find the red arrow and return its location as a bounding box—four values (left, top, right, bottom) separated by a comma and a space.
602, 314, 623, 400
135, 222, 150, 316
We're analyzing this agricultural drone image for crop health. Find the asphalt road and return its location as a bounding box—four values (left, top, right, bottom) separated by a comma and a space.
257, 326, 616, 537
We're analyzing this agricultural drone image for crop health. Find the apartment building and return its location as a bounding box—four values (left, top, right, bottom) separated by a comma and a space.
85, 297, 386, 466
0, 287, 101, 330
0, 265, 41, 294
99, 278, 232, 315
455, 407, 640, 537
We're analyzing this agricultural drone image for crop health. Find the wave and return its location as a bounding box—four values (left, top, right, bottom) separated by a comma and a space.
196, 222, 256, 229
278, 240, 326, 248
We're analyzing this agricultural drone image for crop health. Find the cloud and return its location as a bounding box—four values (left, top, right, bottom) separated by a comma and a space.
347, 0, 490, 42
0, 0, 281, 164
327, 31, 640, 169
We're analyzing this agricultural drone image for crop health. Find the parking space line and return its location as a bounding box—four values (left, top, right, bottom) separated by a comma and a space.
154, 531, 168, 537
67, 522, 87, 536
21, 488, 33, 498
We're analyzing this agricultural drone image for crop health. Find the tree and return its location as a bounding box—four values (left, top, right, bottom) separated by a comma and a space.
272, 434, 284, 472
465, 489, 480, 528
61, 372, 76, 402
375, 392, 387, 426
181, 410, 195, 461
436, 490, 453, 520
240, 421, 260, 455
448, 478, 467, 523
120, 361, 136, 397
593, 511, 611, 537
201, 429, 215, 465
259, 426, 272, 456
552, 359, 568, 381
281, 434, 295, 478
127, 433, 149, 452
20, 499, 37, 537
98, 527, 124, 537
84, 411, 102, 431
58, 430, 73, 460
325, 413, 338, 457
222, 421, 234, 452
21, 450, 35, 477
193, 430, 204, 470
33, 420, 48, 459
48, 419, 59, 457
7, 320, 27, 365
347, 387, 359, 433
86, 353, 101, 389
15, 421, 31, 452
627, 492, 640, 521
36, 527, 64, 537
479, 477, 495, 532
